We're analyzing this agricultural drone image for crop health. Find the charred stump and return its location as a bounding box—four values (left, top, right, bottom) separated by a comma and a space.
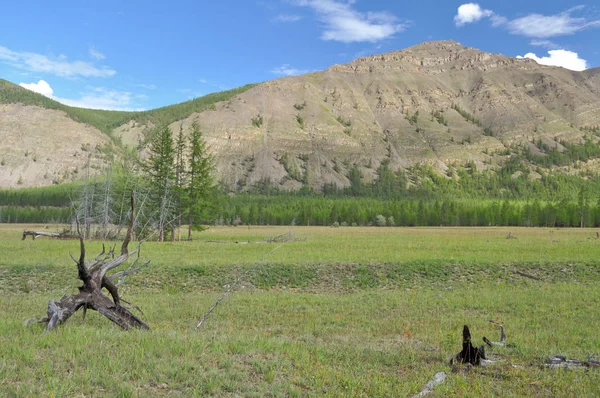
451, 325, 486, 366
28, 194, 150, 332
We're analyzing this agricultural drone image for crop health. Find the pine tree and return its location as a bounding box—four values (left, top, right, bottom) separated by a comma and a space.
187, 122, 215, 240
174, 124, 187, 240
144, 126, 175, 242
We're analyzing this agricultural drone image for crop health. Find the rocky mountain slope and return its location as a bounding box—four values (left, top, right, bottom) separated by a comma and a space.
1, 40, 599, 190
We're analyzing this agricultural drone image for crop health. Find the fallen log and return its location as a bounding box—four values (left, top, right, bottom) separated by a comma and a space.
544, 356, 600, 369
27, 193, 150, 332
413, 372, 447, 397
22, 230, 73, 240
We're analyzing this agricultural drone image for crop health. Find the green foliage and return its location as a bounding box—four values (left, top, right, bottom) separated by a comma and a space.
187, 122, 216, 238
279, 154, 303, 182
251, 114, 264, 128
336, 115, 352, 127
295, 114, 305, 129
0, 78, 256, 141
524, 137, 600, 167
408, 110, 419, 125
293, 101, 306, 111
144, 126, 176, 241
432, 110, 448, 126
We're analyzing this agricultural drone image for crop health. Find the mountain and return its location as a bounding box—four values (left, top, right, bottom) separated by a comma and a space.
1, 40, 599, 190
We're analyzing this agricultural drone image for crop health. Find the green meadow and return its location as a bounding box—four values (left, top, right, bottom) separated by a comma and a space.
1, 225, 599, 396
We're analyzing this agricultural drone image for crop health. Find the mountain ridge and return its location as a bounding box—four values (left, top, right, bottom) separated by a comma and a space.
1, 40, 599, 189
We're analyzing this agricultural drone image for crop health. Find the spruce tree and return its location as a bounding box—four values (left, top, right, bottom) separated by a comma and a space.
144, 126, 175, 241
187, 122, 214, 240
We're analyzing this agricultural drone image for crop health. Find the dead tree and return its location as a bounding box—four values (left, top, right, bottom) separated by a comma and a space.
451, 325, 486, 366
28, 194, 150, 332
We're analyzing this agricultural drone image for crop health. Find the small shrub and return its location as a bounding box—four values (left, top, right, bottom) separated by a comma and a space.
252, 114, 264, 128
375, 214, 386, 226
293, 101, 306, 111
296, 114, 305, 129
336, 115, 352, 127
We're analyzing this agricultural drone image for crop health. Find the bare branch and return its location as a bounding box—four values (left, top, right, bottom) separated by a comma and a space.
121, 192, 135, 256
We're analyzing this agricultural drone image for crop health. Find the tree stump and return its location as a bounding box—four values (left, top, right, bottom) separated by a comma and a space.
451, 325, 486, 366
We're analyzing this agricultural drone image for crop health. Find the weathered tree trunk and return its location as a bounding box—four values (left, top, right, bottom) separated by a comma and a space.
22, 231, 71, 240
29, 194, 150, 332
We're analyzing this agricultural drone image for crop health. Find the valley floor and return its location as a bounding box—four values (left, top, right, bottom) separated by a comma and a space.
1, 225, 599, 396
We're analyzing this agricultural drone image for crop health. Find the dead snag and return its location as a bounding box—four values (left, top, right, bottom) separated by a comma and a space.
483, 320, 508, 347
28, 193, 150, 332
451, 325, 486, 366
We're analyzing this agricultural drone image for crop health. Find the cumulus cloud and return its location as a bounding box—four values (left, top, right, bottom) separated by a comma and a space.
271, 64, 309, 76
273, 14, 303, 22
516, 49, 587, 71
18, 80, 142, 110
19, 80, 54, 97
0, 45, 115, 78
89, 47, 106, 60
294, 0, 407, 43
454, 3, 493, 26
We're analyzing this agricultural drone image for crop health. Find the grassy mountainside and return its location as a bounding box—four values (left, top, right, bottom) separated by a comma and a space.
0, 80, 256, 187
0, 79, 257, 137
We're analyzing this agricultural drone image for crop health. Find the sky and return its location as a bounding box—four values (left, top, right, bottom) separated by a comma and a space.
1, 0, 599, 111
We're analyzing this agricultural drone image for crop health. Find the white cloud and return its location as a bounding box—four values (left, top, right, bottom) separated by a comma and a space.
454, 3, 493, 27
529, 39, 560, 49
56, 89, 137, 110
136, 83, 157, 90
273, 14, 303, 22
454, 5, 600, 39
517, 49, 587, 71
294, 0, 407, 43
89, 47, 105, 60
0, 45, 115, 78
19, 80, 54, 97
19, 79, 142, 110
271, 64, 309, 76
507, 8, 600, 38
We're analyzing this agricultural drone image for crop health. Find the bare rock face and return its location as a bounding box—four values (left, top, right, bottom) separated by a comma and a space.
2, 41, 599, 190
0, 104, 112, 188
164, 41, 600, 191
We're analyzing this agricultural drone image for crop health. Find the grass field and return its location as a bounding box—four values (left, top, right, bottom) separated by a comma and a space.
1, 225, 600, 396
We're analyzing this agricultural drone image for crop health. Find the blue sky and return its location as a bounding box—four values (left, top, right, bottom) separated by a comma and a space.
1, 0, 599, 111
